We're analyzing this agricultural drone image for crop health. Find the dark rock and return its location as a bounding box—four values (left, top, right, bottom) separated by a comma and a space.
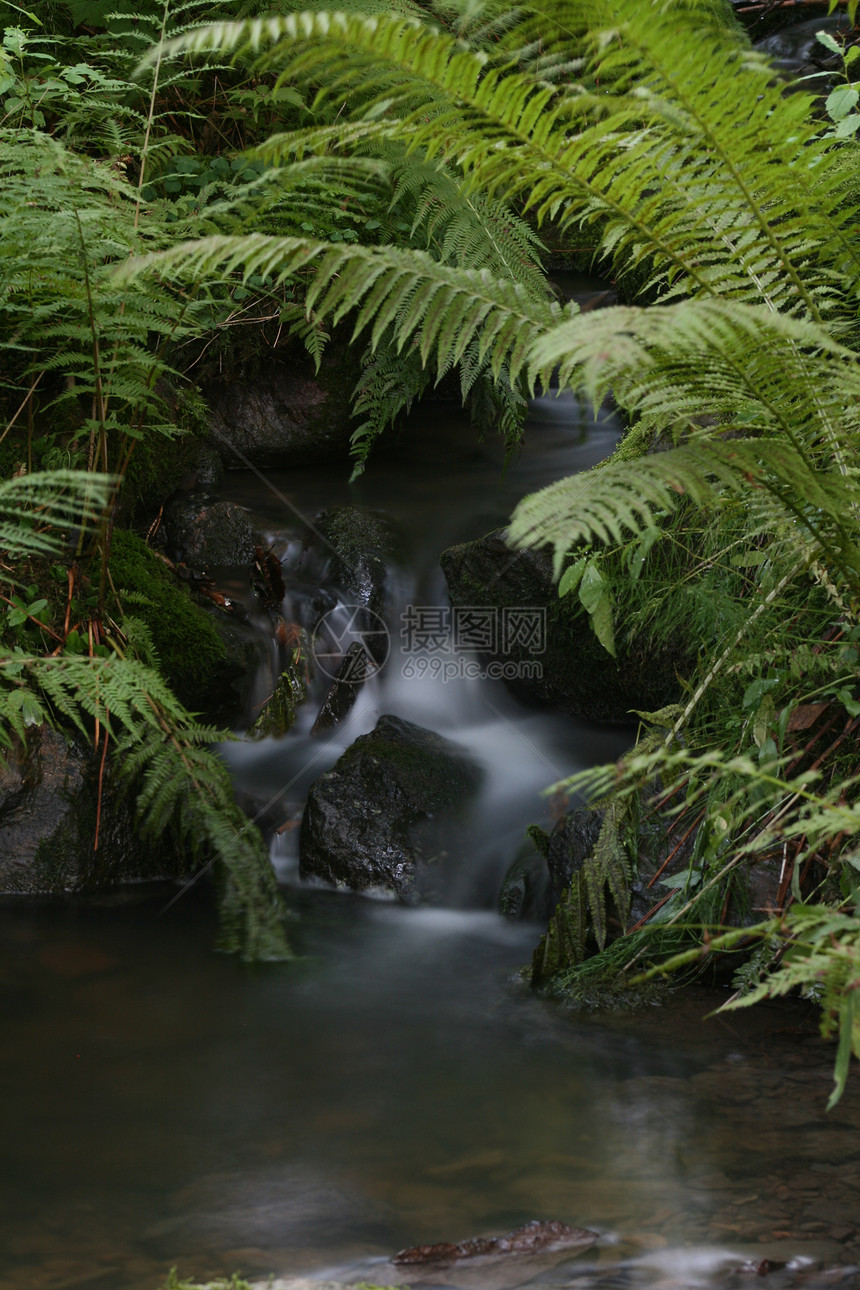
204, 346, 359, 468
0, 726, 179, 895
299, 714, 482, 901
311, 642, 371, 734
175, 445, 224, 493
441, 527, 687, 723
314, 503, 399, 625
546, 808, 603, 903
164, 494, 256, 569
499, 846, 554, 921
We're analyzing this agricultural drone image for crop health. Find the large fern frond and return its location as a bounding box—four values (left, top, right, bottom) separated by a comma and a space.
150, 7, 860, 319
120, 232, 575, 381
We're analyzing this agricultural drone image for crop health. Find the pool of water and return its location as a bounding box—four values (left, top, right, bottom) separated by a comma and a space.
1, 891, 858, 1290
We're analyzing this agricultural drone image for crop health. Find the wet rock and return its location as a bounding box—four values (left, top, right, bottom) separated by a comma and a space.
204, 347, 358, 468
545, 808, 603, 903
163, 494, 257, 570
311, 642, 371, 734
393, 1220, 597, 1265
499, 847, 554, 921
250, 648, 308, 738
441, 528, 687, 723
313, 504, 399, 634
299, 714, 482, 901
0, 726, 178, 895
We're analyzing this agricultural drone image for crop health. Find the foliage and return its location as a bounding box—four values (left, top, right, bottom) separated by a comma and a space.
0, 465, 290, 962
122, 0, 860, 1084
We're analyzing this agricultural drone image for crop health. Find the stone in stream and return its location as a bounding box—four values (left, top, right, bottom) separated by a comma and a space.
299, 714, 482, 901
311, 642, 372, 734
393, 1219, 596, 1264
0, 726, 180, 894
376, 1220, 599, 1289
311, 505, 400, 648
441, 527, 688, 723
249, 646, 309, 738
164, 493, 257, 570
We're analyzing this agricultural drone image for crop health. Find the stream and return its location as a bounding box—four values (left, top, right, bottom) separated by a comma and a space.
4, 275, 860, 1290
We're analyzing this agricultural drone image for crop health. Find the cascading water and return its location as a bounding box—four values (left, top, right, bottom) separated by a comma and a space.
219, 383, 629, 907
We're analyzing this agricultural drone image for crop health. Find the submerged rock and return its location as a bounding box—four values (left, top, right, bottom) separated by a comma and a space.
393, 1220, 597, 1265
441, 527, 687, 723
299, 714, 482, 901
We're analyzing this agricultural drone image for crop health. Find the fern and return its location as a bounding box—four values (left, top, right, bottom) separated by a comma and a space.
120, 232, 575, 387
0, 651, 292, 960
0, 472, 290, 961
0, 470, 115, 556
532, 800, 632, 983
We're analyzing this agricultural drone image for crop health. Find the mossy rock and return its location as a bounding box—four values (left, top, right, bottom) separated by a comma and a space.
108, 528, 231, 711
441, 527, 688, 723
249, 647, 308, 738
299, 714, 482, 902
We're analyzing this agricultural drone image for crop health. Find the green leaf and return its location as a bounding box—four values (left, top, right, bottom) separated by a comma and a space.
742, 676, 781, 711
578, 560, 605, 615
816, 30, 843, 54
826, 84, 859, 121
827, 989, 858, 1111
559, 555, 587, 597
837, 687, 860, 717
590, 593, 616, 658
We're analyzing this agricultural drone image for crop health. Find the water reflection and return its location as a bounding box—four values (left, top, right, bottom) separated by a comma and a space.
1, 896, 858, 1290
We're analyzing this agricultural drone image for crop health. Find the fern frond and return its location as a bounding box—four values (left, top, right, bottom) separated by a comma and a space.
120, 233, 574, 384
0, 654, 291, 961
509, 436, 860, 577
0, 471, 115, 558
152, 7, 860, 318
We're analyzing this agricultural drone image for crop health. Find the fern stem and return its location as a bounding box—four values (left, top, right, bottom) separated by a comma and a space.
135, 0, 171, 233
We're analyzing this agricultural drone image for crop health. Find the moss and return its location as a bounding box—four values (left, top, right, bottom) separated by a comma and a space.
108, 528, 226, 709
351, 733, 481, 815
249, 648, 307, 737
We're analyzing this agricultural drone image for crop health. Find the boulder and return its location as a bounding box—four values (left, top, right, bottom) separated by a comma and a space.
441, 527, 687, 723
299, 714, 482, 901
164, 494, 257, 570
0, 726, 178, 895
204, 347, 359, 468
